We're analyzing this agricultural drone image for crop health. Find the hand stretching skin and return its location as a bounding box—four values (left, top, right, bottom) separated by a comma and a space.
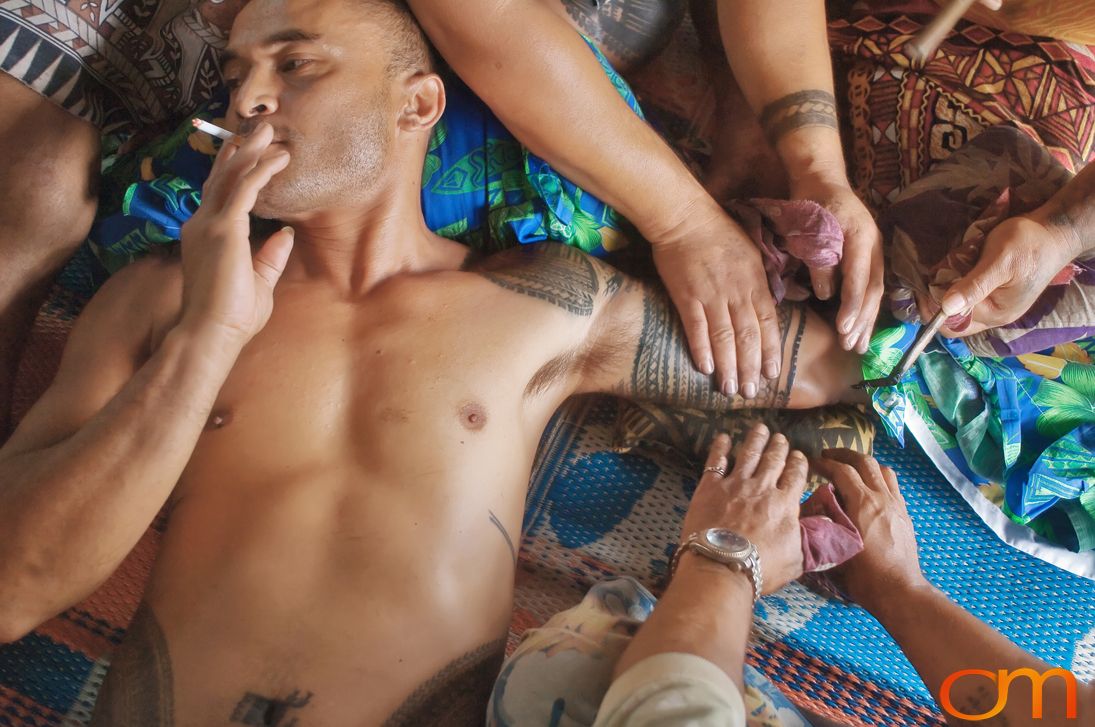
651, 210, 784, 399
814, 449, 1095, 726
679, 424, 808, 593
789, 167, 885, 354
407, 0, 784, 400
612, 426, 807, 690
939, 161, 1095, 337
716, 0, 885, 354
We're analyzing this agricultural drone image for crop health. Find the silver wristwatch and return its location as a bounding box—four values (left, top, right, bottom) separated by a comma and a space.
669, 527, 763, 603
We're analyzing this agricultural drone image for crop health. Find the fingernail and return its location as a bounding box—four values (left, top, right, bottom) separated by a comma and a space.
281, 225, 294, 237
941, 293, 966, 317
842, 334, 856, 350
763, 360, 780, 379
723, 378, 737, 397
702, 356, 714, 376
816, 283, 831, 300
742, 381, 757, 399
838, 317, 853, 335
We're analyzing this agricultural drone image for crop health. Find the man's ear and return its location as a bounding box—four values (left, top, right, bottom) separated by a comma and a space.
398, 73, 446, 133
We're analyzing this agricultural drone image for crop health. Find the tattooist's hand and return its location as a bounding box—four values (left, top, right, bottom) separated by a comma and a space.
681, 424, 807, 594
790, 173, 884, 354
936, 215, 1079, 338
178, 122, 294, 345
651, 207, 783, 401
812, 450, 927, 612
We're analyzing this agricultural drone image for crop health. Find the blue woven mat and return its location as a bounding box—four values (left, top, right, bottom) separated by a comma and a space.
516, 397, 1095, 725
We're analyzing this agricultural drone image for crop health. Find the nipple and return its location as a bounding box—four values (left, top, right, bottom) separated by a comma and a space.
206, 409, 233, 431
459, 402, 488, 431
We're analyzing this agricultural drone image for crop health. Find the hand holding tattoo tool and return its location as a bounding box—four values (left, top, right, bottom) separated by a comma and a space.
853, 310, 947, 390
191, 118, 239, 142
906, 0, 980, 64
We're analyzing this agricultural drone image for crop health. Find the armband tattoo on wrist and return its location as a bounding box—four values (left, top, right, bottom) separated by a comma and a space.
759, 90, 839, 147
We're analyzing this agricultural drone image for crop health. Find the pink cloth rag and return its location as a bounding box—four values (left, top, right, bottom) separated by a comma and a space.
727, 199, 845, 304
799, 483, 864, 572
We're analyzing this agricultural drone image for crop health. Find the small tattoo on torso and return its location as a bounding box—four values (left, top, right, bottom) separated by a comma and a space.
231, 689, 313, 727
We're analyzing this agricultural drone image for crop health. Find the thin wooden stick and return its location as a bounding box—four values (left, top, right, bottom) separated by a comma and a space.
907, 0, 980, 64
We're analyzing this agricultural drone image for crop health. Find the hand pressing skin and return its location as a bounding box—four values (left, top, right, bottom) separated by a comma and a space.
811, 449, 924, 610
652, 210, 784, 400
790, 171, 884, 354
680, 424, 807, 593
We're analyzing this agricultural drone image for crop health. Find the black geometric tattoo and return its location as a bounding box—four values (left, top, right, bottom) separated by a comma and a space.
477, 244, 599, 316
629, 289, 805, 409
383, 640, 506, 727
560, 0, 686, 68
231, 689, 313, 727
759, 89, 839, 146
489, 510, 518, 566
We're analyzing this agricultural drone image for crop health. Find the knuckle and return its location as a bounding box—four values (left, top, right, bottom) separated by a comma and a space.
709, 327, 736, 345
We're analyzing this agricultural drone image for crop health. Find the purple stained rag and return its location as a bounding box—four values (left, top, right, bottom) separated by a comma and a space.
727, 199, 845, 304
800, 483, 864, 572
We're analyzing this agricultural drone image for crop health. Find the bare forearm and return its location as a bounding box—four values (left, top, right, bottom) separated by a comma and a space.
613, 557, 753, 691
718, 0, 846, 179
408, 0, 716, 243
867, 582, 1092, 726
0, 326, 238, 633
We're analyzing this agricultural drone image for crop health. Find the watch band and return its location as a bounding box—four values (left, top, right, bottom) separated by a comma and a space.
669, 532, 763, 603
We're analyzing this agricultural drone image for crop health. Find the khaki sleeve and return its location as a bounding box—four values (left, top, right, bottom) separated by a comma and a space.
593, 653, 747, 727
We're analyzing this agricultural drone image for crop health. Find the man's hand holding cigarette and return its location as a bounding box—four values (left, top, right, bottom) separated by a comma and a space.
178, 121, 295, 348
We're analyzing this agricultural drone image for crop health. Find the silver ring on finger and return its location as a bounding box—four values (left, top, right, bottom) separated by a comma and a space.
703, 465, 727, 478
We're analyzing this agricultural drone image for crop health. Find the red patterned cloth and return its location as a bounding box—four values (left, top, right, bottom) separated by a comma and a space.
829, 2, 1095, 210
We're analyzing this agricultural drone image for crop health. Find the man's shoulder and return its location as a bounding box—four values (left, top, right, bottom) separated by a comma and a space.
468, 242, 626, 318
79, 254, 183, 339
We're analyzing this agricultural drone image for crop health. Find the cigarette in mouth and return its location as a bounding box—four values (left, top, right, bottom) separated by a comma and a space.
191, 118, 238, 142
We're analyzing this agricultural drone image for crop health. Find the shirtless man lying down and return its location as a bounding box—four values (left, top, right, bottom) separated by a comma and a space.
0, 0, 864, 724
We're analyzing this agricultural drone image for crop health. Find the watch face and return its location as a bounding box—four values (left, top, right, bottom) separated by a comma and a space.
705, 528, 750, 554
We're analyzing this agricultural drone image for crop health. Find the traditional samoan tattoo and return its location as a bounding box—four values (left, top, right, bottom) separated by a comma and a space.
89, 605, 174, 726
478, 244, 599, 316
382, 640, 506, 727
560, 0, 686, 68
231, 689, 313, 726
758, 90, 839, 146
628, 289, 804, 410
488, 509, 518, 566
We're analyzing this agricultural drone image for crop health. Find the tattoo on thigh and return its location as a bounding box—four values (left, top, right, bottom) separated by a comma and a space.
231, 689, 313, 727
561, 0, 685, 67
759, 90, 838, 146
477, 244, 599, 316
89, 604, 174, 726
489, 509, 518, 566
629, 291, 805, 409
383, 640, 506, 727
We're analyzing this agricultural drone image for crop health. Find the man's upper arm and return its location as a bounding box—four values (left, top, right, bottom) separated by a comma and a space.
2, 257, 181, 459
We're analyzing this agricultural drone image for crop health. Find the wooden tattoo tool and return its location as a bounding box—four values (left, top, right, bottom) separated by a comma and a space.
906, 0, 980, 64
853, 310, 948, 390
191, 118, 239, 142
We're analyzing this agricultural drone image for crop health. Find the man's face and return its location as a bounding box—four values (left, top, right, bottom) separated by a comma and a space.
222, 0, 399, 217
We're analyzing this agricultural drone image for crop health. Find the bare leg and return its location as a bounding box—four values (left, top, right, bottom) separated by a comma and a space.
0, 72, 99, 439
688, 0, 787, 203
